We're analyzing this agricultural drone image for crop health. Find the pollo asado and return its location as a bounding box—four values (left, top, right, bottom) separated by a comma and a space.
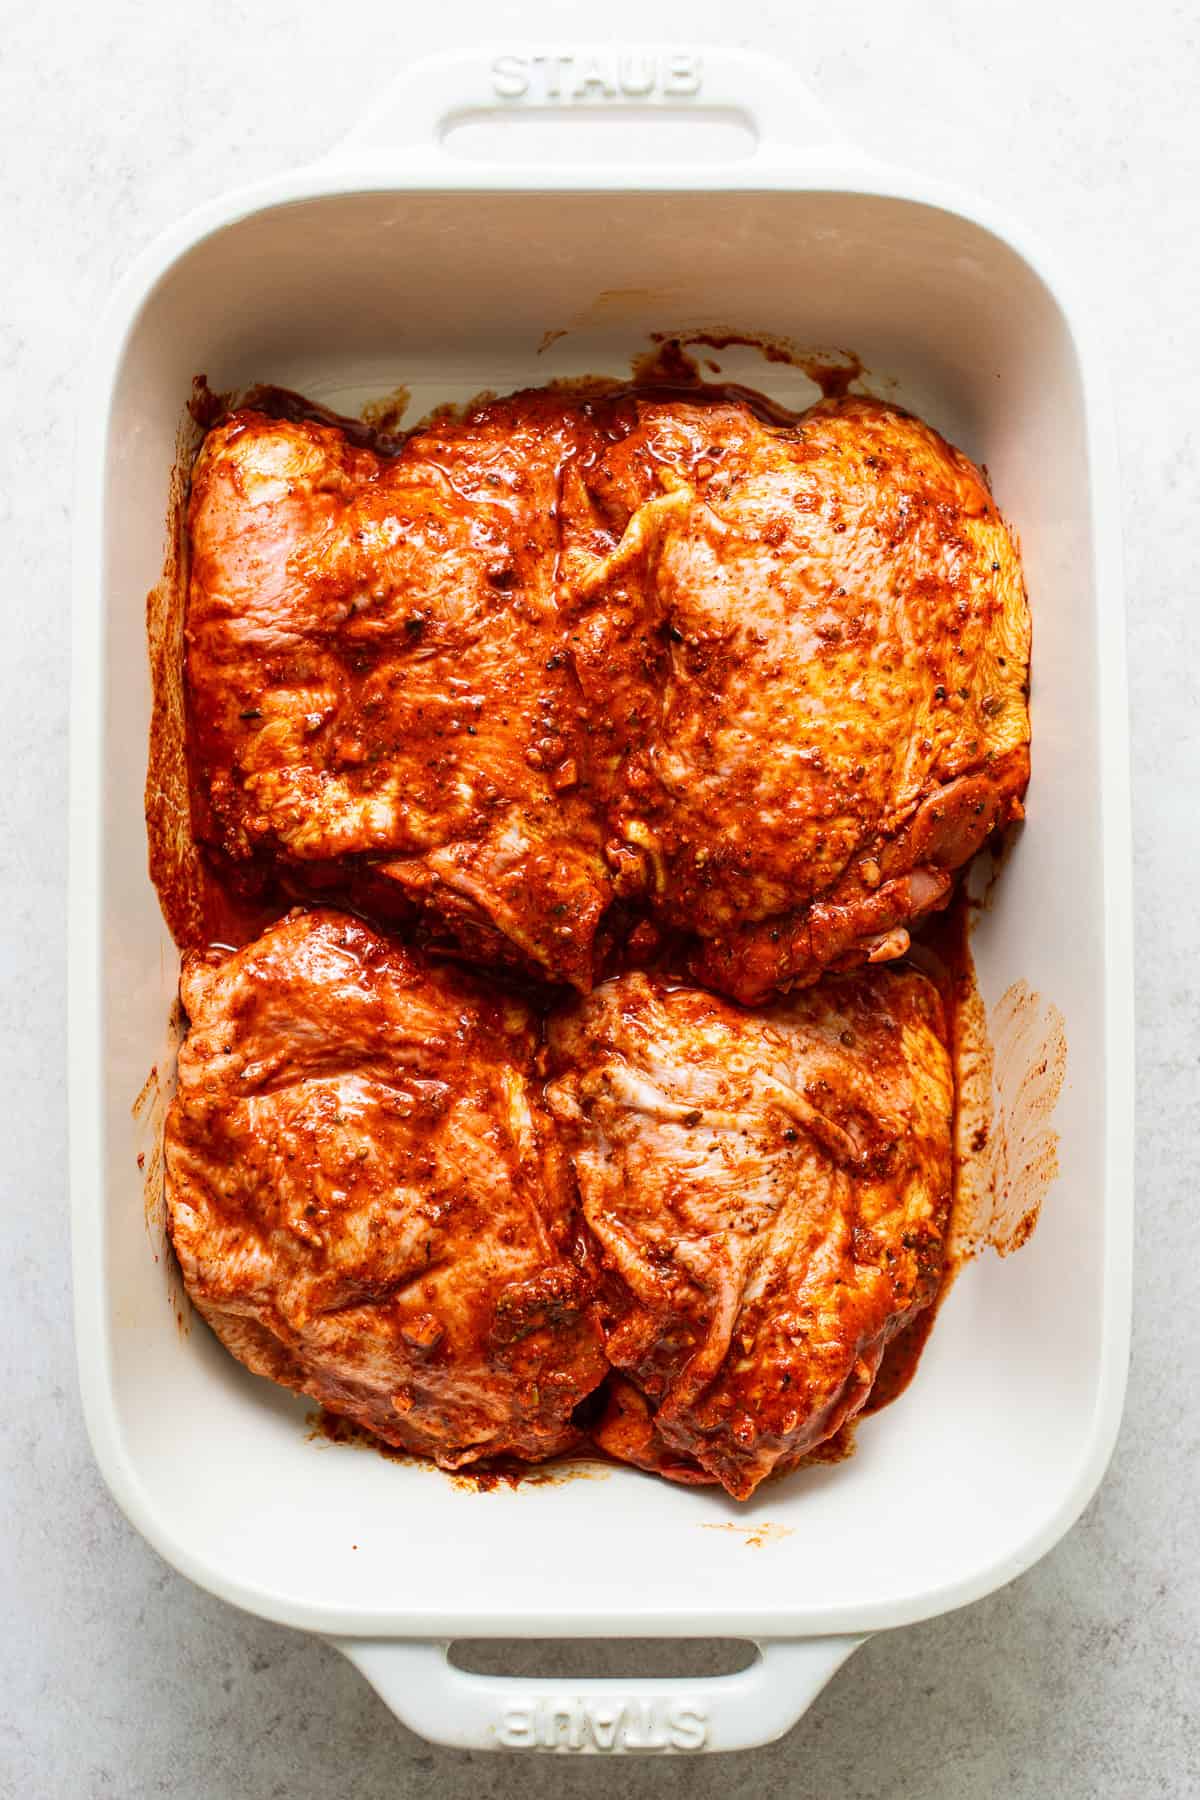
185, 385, 1029, 999
545, 966, 954, 1499
163, 909, 607, 1467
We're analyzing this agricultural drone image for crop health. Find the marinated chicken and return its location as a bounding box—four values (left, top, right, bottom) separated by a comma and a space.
185, 386, 1029, 998
185, 394, 627, 988
569, 396, 1030, 1000
169, 371, 1026, 1495
163, 910, 607, 1466
545, 967, 953, 1499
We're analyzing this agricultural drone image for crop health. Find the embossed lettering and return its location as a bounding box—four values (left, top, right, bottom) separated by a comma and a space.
618, 53, 656, 97
544, 1701, 582, 1750
531, 53, 573, 100
497, 1703, 537, 1748
668, 1703, 709, 1751
664, 54, 703, 96
497, 1694, 710, 1752
572, 55, 618, 100
490, 49, 704, 103
491, 55, 528, 99
584, 1703, 622, 1750
621, 1699, 668, 1751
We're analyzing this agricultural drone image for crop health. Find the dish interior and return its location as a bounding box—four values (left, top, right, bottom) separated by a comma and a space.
95, 186, 1107, 1632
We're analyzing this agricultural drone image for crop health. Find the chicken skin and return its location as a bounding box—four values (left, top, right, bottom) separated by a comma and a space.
185, 394, 628, 988
569, 396, 1030, 1000
163, 910, 607, 1466
185, 386, 1028, 999
545, 967, 953, 1499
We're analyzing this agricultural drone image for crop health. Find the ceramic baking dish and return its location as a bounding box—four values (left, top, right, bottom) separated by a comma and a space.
69, 46, 1133, 1754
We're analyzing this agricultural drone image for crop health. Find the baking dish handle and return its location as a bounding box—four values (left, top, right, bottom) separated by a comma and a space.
330, 45, 854, 170
335, 1634, 865, 1754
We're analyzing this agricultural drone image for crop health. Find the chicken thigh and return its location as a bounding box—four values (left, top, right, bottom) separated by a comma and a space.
568, 395, 1030, 1000
164, 910, 607, 1466
545, 966, 953, 1498
185, 394, 627, 988
185, 386, 1028, 999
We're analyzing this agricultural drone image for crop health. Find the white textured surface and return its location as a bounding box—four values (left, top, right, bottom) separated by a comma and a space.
2, 0, 1196, 1792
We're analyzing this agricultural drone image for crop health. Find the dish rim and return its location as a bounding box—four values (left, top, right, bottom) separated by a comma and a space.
69, 152, 1133, 1640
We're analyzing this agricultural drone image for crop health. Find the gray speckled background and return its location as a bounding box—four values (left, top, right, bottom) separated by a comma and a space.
3, 1, 1197, 1793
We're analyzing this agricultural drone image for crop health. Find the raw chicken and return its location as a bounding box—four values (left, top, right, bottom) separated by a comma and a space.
185, 387, 1029, 998
545, 965, 953, 1498
163, 910, 607, 1467
184, 394, 627, 987
569, 395, 1030, 999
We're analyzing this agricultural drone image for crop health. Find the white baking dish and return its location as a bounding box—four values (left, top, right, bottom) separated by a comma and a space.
69, 46, 1133, 1754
